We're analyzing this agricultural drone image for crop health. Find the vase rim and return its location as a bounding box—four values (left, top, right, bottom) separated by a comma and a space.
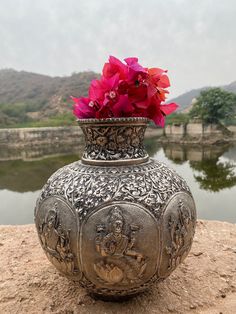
77, 117, 150, 125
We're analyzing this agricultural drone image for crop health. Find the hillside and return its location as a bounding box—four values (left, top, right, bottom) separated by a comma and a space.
171, 81, 236, 112
0, 68, 235, 127
0, 69, 99, 127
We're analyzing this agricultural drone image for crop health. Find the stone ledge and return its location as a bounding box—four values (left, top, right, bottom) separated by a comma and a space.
0, 220, 236, 314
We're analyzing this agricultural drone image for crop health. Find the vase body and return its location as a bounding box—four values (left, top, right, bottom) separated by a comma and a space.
34, 118, 196, 297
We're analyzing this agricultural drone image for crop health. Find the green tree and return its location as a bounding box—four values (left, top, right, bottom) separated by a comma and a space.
189, 88, 236, 124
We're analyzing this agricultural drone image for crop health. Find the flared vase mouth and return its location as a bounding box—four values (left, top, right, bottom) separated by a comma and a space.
77, 117, 150, 125
77, 117, 150, 166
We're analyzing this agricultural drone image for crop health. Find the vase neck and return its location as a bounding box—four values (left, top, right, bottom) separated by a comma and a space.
78, 118, 149, 166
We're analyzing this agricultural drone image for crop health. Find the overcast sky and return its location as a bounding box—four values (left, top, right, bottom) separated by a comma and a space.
0, 0, 235, 98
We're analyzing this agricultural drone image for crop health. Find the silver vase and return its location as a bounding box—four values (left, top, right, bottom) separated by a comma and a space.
34, 117, 196, 298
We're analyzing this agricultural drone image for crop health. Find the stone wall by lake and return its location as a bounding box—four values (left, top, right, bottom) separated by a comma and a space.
0, 123, 235, 161
0, 126, 83, 146
0, 126, 84, 161
164, 121, 232, 141
165, 124, 185, 137
0, 126, 164, 161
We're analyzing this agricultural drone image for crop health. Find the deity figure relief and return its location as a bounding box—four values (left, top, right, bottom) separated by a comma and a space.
39, 203, 75, 273
94, 206, 147, 285
166, 200, 193, 270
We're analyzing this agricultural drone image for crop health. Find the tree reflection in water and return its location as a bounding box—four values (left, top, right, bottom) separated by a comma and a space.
163, 143, 236, 192
190, 159, 236, 192
1, 140, 236, 193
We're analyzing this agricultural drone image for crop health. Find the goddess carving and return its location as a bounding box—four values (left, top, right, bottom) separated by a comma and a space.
94, 206, 147, 285
38, 203, 75, 273
166, 199, 194, 270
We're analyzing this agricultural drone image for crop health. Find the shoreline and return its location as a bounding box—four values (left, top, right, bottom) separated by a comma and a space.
156, 136, 236, 145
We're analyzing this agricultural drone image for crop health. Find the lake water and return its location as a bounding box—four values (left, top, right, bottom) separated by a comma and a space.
1, 139, 236, 225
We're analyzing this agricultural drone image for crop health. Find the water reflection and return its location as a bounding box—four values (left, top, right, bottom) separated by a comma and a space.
0, 141, 84, 192
0, 139, 161, 193
144, 137, 161, 157
0, 140, 236, 224
162, 143, 231, 164
190, 159, 236, 192
0, 154, 80, 192
0, 142, 83, 161
162, 143, 236, 192
1, 142, 236, 193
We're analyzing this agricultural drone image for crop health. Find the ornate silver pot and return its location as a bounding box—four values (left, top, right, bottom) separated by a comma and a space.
34, 117, 196, 298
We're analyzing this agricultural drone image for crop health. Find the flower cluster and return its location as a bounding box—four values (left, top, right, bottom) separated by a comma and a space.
72, 56, 178, 127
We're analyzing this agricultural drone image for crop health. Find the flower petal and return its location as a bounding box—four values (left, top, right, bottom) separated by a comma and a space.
102, 55, 128, 79
153, 112, 165, 127
112, 95, 134, 116
124, 57, 139, 65
72, 97, 96, 119
158, 74, 170, 88
148, 67, 166, 77
89, 79, 104, 101
160, 103, 178, 115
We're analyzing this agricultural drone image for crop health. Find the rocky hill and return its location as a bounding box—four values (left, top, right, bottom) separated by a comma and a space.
0, 69, 99, 126
0, 68, 235, 127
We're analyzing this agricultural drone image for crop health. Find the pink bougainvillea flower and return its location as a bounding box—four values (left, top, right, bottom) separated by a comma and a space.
124, 57, 148, 82
146, 68, 169, 99
72, 97, 97, 119
117, 80, 129, 95
158, 74, 170, 88
128, 83, 148, 105
147, 102, 179, 127
124, 57, 146, 74
88, 79, 104, 102
89, 73, 120, 104
71, 56, 178, 127
124, 57, 138, 65
111, 95, 134, 117
102, 56, 128, 80
95, 104, 113, 119
148, 67, 165, 77
160, 102, 178, 116
148, 68, 167, 84
152, 88, 169, 103
103, 55, 148, 81
152, 109, 166, 128
89, 74, 119, 102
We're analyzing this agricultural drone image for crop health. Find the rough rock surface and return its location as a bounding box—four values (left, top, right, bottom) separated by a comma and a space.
0, 220, 236, 314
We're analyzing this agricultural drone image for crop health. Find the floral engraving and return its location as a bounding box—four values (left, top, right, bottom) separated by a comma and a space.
94, 206, 147, 285
81, 124, 147, 160
39, 160, 191, 222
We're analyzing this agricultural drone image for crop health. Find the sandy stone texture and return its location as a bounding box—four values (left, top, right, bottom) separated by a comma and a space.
0, 220, 236, 314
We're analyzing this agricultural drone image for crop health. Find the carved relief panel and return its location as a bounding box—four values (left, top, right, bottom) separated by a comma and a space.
159, 192, 196, 278
80, 202, 159, 291
35, 196, 81, 278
